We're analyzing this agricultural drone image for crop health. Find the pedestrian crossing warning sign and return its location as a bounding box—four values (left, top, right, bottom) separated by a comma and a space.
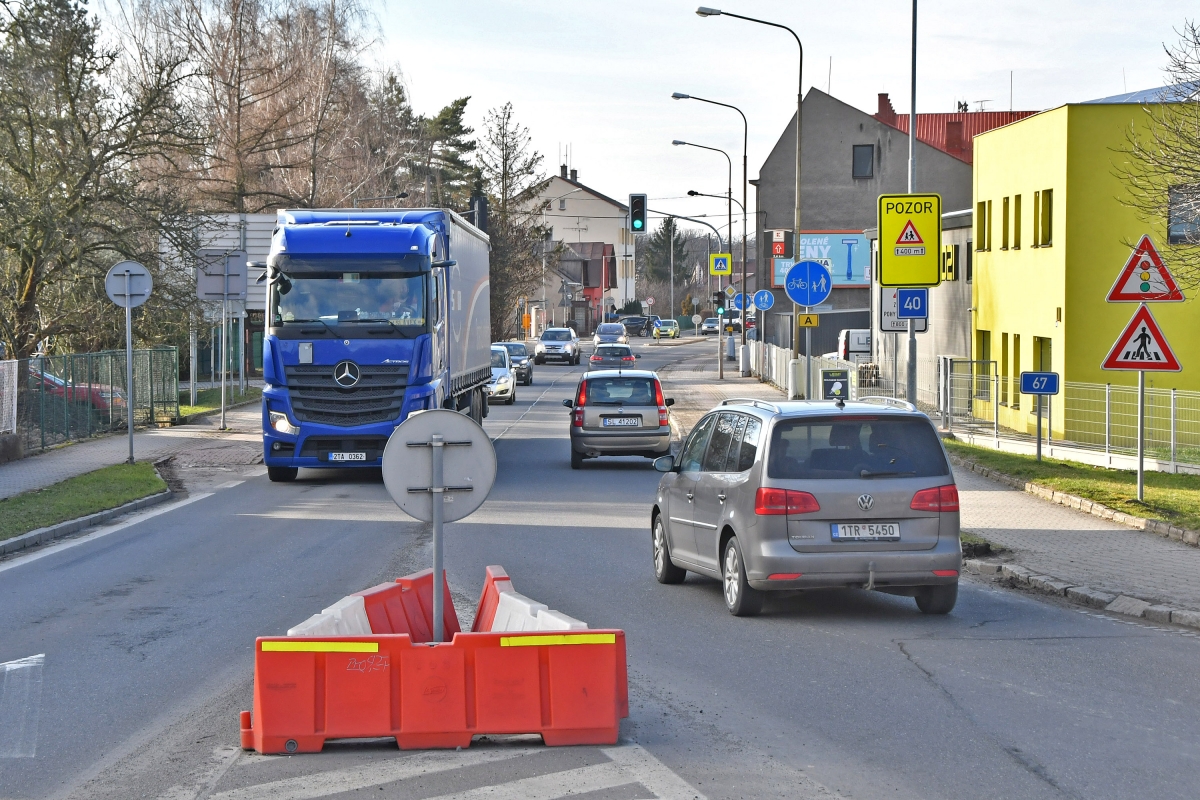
1101, 304, 1181, 371
709, 253, 732, 276
895, 220, 925, 250
877, 193, 941, 286
1106, 235, 1185, 303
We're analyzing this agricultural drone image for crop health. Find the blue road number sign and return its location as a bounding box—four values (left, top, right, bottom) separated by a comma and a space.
896, 288, 928, 319
784, 260, 833, 308
753, 290, 775, 311
1019, 372, 1060, 395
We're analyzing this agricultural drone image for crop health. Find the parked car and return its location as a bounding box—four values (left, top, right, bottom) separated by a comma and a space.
485, 345, 516, 405
534, 328, 580, 365
589, 344, 640, 370
654, 320, 680, 339
562, 370, 674, 469
650, 398, 961, 617
619, 316, 649, 337
28, 365, 125, 420
700, 318, 720, 335
642, 315, 662, 337
496, 341, 533, 385
592, 322, 629, 346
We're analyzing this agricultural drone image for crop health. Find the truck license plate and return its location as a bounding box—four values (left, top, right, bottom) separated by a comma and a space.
330, 452, 367, 462
831, 522, 900, 541
602, 417, 640, 427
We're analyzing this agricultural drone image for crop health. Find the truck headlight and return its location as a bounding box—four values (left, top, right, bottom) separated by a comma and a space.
269, 411, 299, 435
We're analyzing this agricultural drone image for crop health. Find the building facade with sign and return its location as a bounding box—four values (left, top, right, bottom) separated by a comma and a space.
972, 90, 1200, 439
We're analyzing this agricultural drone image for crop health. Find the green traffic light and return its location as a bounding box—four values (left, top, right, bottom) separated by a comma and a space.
633, 220, 643, 229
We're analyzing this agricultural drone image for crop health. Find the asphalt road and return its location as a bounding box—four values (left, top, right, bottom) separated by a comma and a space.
1, 339, 1198, 800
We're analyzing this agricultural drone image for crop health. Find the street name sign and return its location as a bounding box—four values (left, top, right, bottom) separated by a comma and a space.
784, 260, 833, 308
1106, 235, 1184, 302
896, 288, 928, 319
878, 287, 928, 332
1101, 304, 1181, 371
709, 253, 732, 276
753, 289, 775, 311
797, 313, 819, 328
1019, 372, 1060, 395
877, 193, 942, 287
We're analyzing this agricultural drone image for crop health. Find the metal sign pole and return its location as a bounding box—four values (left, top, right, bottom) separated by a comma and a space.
430, 434, 445, 642
1137, 370, 1145, 501
220, 258, 228, 431
1036, 394, 1043, 462
124, 271, 135, 464
805, 308, 812, 399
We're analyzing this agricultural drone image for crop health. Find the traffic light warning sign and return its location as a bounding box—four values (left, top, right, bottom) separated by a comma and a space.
1101, 304, 1181, 371
1106, 235, 1185, 303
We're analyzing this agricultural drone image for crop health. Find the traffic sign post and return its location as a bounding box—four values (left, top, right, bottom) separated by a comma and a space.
105, 261, 153, 464
1019, 372, 1060, 462
381, 410, 497, 643
198, 249, 247, 430
784, 260, 833, 399
1102, 303, 1182, 500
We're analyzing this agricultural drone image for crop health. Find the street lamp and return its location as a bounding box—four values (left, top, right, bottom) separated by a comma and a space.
672, 90, 750, 374
671, 140, 733, 286
698, 6, 803, 386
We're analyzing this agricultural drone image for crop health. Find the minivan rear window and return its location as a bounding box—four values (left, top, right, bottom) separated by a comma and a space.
767, 416, 948, 479
584, 376, 656, 406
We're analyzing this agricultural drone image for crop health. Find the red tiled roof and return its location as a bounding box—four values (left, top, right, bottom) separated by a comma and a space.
874, 93, 1038, 164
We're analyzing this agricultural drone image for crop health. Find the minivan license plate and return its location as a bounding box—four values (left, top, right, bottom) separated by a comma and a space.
602, 417, 640, 427
831, 522, 900, 541
330, 452, 367, 462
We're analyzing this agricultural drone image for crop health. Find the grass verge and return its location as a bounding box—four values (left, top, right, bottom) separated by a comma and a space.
179, 386, 262, 417
946, 439, 1200, 532
0, 463, 167, 542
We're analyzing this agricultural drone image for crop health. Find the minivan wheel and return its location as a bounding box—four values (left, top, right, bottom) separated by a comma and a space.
722, 537, 763, 616
653, 516, 686, 584
267, 466, 297, 483
915, 582, 958, 614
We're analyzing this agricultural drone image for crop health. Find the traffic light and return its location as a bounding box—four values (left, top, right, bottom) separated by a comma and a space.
629, 194, 647, 233
712, 291, 724, 316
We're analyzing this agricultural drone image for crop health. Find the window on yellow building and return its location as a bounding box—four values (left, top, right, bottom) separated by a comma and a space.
1039, 189, 1053, 246
1033, 191, 1040, 248
1012, 334, 1021, 410
1000, 333, 1009, 405
986, 200, 993, 250
966, 246, 972, 281
1168, 185, 1200, 245
976, 330, 992, 401
1033, 336, 1051, 418
976, 202, 987, 250
1013, 195, 1022, 249
1001, 197, 1010, 250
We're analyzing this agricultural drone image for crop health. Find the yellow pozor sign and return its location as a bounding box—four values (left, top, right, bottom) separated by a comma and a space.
877, 194, 942, 287
709, 253, 732, 276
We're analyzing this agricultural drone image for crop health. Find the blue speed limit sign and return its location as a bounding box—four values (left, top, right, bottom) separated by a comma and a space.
784, 260, 832, 307
896, 288, 928, 319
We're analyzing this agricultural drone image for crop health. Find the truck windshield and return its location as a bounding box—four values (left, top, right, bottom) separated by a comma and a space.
271, 272, 426, 331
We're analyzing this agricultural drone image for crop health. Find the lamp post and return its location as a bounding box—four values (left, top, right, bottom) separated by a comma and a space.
671, 140, 732, 295
672, 90, 750, 374
698, 7, 802, 380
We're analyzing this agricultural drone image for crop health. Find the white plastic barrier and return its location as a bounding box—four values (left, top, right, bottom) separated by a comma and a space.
287, 612, 339, 637
491, 591, 548, 632
287, 595, 372, 637
535, 609, 589, 631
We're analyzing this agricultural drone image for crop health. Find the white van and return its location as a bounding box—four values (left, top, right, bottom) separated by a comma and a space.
829, 329, 871, 363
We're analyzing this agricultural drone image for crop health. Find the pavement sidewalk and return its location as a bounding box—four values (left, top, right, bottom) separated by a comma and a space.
0, 406, 263, 500
659, 353, 1200, 616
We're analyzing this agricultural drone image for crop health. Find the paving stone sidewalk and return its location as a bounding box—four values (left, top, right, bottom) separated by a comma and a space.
0, 406, 262, 500
660, 355, 1200, 613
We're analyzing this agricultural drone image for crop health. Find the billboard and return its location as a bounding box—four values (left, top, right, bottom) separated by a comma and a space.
790, 231, 869, 287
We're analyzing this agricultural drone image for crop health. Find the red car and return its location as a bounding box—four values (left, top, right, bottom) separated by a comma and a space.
29, 366, 125, 416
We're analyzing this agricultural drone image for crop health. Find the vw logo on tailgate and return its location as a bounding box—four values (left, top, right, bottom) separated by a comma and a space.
332, 360, 361, 388
857, 494, 874, 512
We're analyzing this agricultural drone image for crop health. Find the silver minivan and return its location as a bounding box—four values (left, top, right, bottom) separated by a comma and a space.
651, 398, 961, 616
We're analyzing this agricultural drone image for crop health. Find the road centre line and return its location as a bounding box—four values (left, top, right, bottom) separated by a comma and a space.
488, 366, 583, 442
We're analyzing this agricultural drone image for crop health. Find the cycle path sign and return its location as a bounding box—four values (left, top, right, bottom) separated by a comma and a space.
1101, 303, 1181, 371
784, 260, 832, 308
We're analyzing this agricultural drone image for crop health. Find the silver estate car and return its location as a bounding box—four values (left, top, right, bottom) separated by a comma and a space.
534, 328, 580, 365
485, 345, 516, 405
563, 370, 674, 469
651, 398, 961, 616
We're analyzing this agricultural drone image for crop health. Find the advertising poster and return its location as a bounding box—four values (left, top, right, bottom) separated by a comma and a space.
796, 231, 870, 287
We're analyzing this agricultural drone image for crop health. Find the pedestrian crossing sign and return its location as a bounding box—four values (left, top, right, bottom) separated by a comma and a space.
709, 253, 732, 276
1101, 304, 1181, 371
877, 193, 942, 286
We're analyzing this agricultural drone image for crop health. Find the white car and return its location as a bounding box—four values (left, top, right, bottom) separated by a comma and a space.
700, 318, 720, 335
486, 345, 516, 405
535, 328, 580, 365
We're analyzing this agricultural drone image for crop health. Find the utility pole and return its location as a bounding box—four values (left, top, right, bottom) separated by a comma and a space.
905, 0, 919, 405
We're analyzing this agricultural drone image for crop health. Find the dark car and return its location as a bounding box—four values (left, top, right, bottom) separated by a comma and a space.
620, 316, 649, 337
497, 341, 533, 385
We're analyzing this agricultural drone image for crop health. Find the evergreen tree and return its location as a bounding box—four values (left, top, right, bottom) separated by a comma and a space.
643, 217, 688, 284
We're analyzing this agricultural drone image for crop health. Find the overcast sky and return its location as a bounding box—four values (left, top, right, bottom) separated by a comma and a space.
380, 1, 1182, 237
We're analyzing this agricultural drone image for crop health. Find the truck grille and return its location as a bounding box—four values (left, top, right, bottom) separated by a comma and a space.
285, 364, 409, 426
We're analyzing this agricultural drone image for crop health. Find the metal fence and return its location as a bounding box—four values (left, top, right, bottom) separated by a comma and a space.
1062, 382, 1200, 467
749, 341, 862, 399
15, 348, 179, 452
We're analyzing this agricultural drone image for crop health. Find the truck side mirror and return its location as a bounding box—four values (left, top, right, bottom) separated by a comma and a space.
432, 259, 457, 269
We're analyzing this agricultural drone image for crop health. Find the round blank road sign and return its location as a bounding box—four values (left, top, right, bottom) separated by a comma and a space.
381, 410, 497, 523
105, 261, 153, 309
691, 314, 702, 324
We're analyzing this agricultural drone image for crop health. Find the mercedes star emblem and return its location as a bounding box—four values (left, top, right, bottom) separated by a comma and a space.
333, 360, 361, 388
857, 494, 874, 512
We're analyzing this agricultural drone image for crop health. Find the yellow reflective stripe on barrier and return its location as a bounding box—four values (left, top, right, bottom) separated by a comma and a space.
500, 634, 616, 647
261, 641, 379, 653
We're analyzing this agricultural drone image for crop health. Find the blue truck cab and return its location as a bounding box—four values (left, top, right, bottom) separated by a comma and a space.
260, 208, 491, 481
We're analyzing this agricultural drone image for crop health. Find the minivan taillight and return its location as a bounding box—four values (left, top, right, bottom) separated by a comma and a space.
655, 379, 669, 426
910, 485, 960, 512
754, 488, 821, 515
590, 354, 602, 361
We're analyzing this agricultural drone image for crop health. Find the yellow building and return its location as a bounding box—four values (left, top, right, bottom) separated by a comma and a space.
972, 92, 1199, 440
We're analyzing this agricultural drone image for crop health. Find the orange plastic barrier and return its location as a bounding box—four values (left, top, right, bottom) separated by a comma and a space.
354, 569, 460, 641
470, 565, 513, 633
240, 569, 628, 754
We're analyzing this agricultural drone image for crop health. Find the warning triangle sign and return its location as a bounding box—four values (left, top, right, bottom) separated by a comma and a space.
1101, 304, 1182, 371
896, 220, 924, 245
1106, 235, 1185, 302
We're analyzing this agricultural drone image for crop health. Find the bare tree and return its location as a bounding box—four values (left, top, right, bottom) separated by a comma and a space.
1119, 21, 1200, 288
